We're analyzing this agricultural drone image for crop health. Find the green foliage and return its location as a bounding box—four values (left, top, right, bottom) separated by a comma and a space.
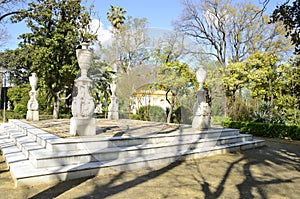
211, 116, 227, 126
222, 62, 248, 97
222, 52, 300, 125
155, 61, 197, 94
224, 119, 300, 140
224, 52, 280, 103
10, 0, 97, 118
13, 104, 27, 117
129, 113, 140, 120
107, 5, 126, 30
3, 110, 23, 121
205, 61, 224, 117
154, 60, 197, 123
271, 0, 300, 54
148, 106, 166, 122
251, 102, 285, 124
227, 97, 251, 122
0, 48, 31, 84
174, 106, 192, 124
134, 105, 166, 122
7, 84, 30, 108
275, 60, 300, 124
246, 52, 279, 101
89, 57, 112, 102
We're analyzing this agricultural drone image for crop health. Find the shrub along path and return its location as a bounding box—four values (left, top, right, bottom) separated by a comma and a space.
0, 136, 299, 199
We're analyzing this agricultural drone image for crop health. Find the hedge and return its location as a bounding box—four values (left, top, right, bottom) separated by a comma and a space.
130, 105, 166, 122
224, 120, 300, 140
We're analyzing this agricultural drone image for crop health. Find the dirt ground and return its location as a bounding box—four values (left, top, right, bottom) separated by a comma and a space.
0, 137, 299, 199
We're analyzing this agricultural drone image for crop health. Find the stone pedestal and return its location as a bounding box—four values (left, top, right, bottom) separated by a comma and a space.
108, 65, 119, 120
108, 95, 119, 120
26, 110, 39, 121
70, 117, 96, 136
192, 67, 211, 130
192, 91, 211, 130
26, 73, 39, 121
192, 116, 211, 129
70, 42, 96, 136
69, 77, 96, 136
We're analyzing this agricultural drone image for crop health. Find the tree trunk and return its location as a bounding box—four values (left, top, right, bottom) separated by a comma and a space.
52, 91, 71, 119
269, 78, 274, 117
165, 90, 175, 123
53, 95, 60, 119
166, 104, 173, 124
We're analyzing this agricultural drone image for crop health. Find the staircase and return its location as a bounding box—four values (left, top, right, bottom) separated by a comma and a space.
0, 119, 264, 187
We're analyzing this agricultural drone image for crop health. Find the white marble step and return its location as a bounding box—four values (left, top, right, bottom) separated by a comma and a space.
4, 124, 254, 168
32, 134, 254, 168
4, 121, 61, 148
0, 133, 264, 187
5, 120, 241, 153
47, 128, 240, 152
1, 120, 265, 187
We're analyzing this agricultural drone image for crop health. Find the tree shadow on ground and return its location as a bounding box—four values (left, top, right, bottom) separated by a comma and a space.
236, 140, 300, 199
29, 161, 184, 199
192, 156, 245, 199
29, 126, 187, 199
190, 140, 300, 199
84, 161, 184, 199
26, 138, 300, 198
29, 176, 95, 199
237, 160, 294, 199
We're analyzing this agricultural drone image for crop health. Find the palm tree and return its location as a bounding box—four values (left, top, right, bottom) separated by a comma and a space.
106, 5, 126, 120
107, 5, 126, 30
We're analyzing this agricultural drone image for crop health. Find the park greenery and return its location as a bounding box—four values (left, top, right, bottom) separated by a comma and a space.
0, 0, 299, 138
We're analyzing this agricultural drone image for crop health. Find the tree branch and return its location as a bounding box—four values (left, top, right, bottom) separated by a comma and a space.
0, 10, 24, 21
56, 90, 71, 101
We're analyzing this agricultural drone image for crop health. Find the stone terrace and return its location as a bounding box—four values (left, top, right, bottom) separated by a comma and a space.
0, 119, 264, 187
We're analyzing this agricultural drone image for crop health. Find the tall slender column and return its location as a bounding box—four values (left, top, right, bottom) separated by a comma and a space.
108, 64, 119, 120
70, 42, 96, 136
26, 73, 39, 121
192, 66, 211, 130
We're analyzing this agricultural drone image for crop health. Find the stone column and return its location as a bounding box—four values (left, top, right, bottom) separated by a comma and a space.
26, 73, 39, 121
70, 42, 96, 136
108, 64, 119, 120
192, 66, 211, 130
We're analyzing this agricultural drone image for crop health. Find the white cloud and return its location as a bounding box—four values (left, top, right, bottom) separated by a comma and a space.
90, 19, 112, 45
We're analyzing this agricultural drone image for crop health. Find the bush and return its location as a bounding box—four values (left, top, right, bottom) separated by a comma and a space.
149, 106, 166, 122
211, 116, 227, 126
136, 106, 150, 121
251, 102, 285, 124
2, 111, 26, 121
39, 115, 53, 120
134, 106, 166, 122
224, 119, 300, 140
129, 113, 141, 120
174, 106, 192, 124
227, 97, 251, 121
13, 104, 27, 117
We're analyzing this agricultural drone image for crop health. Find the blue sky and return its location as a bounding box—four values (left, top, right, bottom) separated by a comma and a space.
90, 0, 286, 29
1, 0, 287, 50
94, 0, 183, 29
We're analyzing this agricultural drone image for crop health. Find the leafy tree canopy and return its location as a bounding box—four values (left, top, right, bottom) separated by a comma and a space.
107, 5, 126, 30
10, 0, 97, 118
155, 60, 197, 123
0, 48, 31, 85
271, 0, 300, 54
